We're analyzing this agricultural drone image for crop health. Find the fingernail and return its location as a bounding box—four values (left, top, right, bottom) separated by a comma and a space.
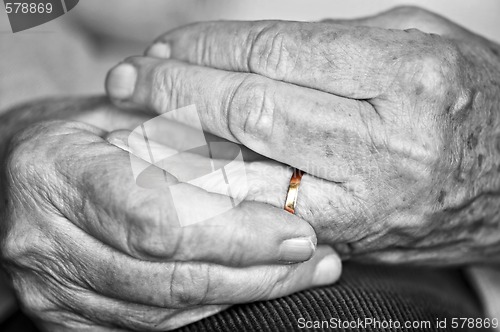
279, 237, 315, 262
146, 42, 171, 59
106, 63, 137, 100
312, 254, 341, 286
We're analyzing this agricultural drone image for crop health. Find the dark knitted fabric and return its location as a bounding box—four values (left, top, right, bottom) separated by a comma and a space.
177, 263, 486, 332
1, 263, 488, 332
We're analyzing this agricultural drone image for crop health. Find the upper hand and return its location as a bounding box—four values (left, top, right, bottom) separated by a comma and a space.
105, 6, 500, 265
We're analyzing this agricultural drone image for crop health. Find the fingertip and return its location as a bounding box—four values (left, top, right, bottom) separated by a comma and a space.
311, 246, 342, 286
105, 63, 137, 100
145, 42, 171, 59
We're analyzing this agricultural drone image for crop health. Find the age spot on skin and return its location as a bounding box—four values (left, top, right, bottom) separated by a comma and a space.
324, 144, 334, 158
478, 154, 484, 168
467, 133, 478, 150
415, 84, 424, 96
437, 189, 446, 204
454, 158, 466, 183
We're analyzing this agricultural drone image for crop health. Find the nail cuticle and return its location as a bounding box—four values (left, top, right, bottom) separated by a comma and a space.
278, 236, 315, 263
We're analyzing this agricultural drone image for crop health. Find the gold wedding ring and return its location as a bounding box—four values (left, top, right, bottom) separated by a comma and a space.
284, 169, 304, 214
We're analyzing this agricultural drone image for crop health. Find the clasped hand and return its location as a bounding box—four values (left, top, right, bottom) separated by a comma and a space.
106, 6, 500, 265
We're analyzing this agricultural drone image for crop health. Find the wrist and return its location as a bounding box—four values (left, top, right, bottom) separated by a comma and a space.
438, 41, 500, 263
447, 40, 500, 198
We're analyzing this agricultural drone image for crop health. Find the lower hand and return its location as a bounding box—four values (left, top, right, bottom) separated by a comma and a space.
0, 105, 341, 331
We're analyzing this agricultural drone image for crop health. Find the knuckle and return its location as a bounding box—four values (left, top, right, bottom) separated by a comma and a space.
5, 123, 52, 176
1, 228, 55, 281
249, 23, 296, 80
14, 280, 51, 315
195, 22, 218, 65
399, 39, 464, 105
6, 121, 92, 179
150, 63, 182, 112
412, 55, 447, 96
127, 224, 179, 260
125, 192, 178, 259
251, 266, 290, 300
227, 76, 276, 142
401, 50, 455, 99
0, 230, 21, 264
168, 263, 210, 307
126, 229, 155, 259
5, 137, 35, 181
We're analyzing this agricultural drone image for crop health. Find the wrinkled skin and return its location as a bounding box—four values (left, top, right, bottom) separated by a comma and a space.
107, 6, 500, 264
0, 98, 341, 331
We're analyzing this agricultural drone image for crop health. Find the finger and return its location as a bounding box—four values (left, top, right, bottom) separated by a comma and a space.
105, 57, 383, 183
44, 220, 341, 310
44, 123, 320, 267
142, 20, 428, 99
22, 267, 228, 332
